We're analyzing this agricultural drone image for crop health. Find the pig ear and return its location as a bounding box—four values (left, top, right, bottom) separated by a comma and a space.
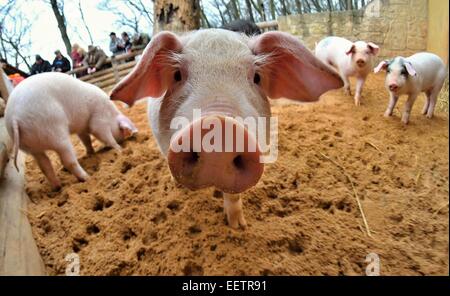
367, 42, 380, 56
404, 62, 417, 76
374, 60, 389, 73
346, 44, 356, 55
117, 115, 138, 139
110, 31, 183, 106
250, 32, 343, 102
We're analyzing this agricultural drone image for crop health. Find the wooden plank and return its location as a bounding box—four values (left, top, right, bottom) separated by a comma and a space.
0, 119, 12, 179
0, 68, 13, 101
0, 121, 46, 275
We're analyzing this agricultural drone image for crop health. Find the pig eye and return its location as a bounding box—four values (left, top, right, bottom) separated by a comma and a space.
253, 73, 261, 84
174, 70, 182, 82
386, 69, 391, 73
401, 69, 408, 76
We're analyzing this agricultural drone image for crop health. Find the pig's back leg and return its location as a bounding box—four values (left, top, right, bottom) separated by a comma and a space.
55, 138, 89, 182
426, 81, 445, 119
422, 91, 431, 115
32, 152, 61, 190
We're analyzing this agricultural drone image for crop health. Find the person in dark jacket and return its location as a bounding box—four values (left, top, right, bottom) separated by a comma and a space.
52, 50, 71, 73
30, 55, 52, 76
222, 19, 262, 36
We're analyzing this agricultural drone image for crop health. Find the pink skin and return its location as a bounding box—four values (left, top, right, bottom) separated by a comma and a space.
111, 29, 343, 228
374, 53, 447, 124
4, 72, 138, 190
315, 37, 379, 106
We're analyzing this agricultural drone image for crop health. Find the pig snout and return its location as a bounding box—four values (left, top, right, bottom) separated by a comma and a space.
389, 83, 399, 92
167, 116, 264, 194
356, 59, 366, 68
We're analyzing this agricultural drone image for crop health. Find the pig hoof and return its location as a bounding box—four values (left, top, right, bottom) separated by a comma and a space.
426, 114, 433, 119
51, 184, 62, 192
384, 111, 392, 117
401, 118, 410, 125
227, 214, 247, 229
78, 174, 90, 182
354, 98, 361, 106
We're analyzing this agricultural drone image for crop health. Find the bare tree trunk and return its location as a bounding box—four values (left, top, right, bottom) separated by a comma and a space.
78, 0, 93, 45
253, 0, 266, 21
346, 0, 353, 10
153, 0, 200, 34
230, 0, 240, 19
326, 0, 333, 11
244, 0, 254, 22
200, 1, 211, 28
213, 0, 226, 25
294, 0, 303, 14
269, 0, 276, 20
50, 0, 72, 56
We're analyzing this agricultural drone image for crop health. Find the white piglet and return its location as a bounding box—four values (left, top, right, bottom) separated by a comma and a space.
374, 52, 447, 124
110, 29, 343, 228
5, 72, 138, 190
315, 36, 380, 106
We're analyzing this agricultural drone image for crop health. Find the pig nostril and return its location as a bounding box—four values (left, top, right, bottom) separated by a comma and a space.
233, 155, 245, 170
187, 152, 200, 164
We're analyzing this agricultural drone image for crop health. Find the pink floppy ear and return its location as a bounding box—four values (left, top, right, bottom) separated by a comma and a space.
367, 42, 380, 56
346, 44, 356, 55
374, 60, 389, 73
117, 114, 138, 139
250, 32, 343, 102
404, 62, 417, 76
110, 31, 183, 106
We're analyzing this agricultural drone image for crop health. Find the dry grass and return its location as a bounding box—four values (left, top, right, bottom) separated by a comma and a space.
436, 74, 449, 114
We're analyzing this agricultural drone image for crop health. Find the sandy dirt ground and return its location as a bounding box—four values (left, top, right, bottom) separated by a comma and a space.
25, 74, 449, 275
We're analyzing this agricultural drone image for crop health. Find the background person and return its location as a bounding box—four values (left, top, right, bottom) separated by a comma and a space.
30, 55, 52, 75
52, 50, 71, 73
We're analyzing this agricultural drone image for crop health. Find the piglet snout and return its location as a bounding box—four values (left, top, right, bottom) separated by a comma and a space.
356, 59, 366, 68
168, 116, 264, 194
389, 83, 399, 92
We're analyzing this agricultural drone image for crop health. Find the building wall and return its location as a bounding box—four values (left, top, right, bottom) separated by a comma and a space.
277, 0, 429, 63
427, 0, 449, 65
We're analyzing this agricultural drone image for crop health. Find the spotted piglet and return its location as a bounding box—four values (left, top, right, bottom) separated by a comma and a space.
374, 52, 447, 124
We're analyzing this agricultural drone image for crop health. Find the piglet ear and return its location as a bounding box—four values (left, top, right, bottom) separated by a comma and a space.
404, 62, 417, 76
367, 42, 380, 56
117, 115, 138, 139
250, 32, 343, 102
110, 31, 183, 106
374, 60, 389, 73
346, 44, 356, 55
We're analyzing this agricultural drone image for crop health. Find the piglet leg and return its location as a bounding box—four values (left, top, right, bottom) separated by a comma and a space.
354, 77, 366, 106
56, 142, 89, 182
340, 71, 351, 96
385, 93, 399, 117
402, 93, 418, 124
33, 152, 61, 190
224, 193, 247, 229
426, 87, 441, 119
91, 128, 122, 152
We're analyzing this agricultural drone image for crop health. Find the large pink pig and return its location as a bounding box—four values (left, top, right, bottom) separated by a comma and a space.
111, 29, 343, 228
315, 36, 380, 106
